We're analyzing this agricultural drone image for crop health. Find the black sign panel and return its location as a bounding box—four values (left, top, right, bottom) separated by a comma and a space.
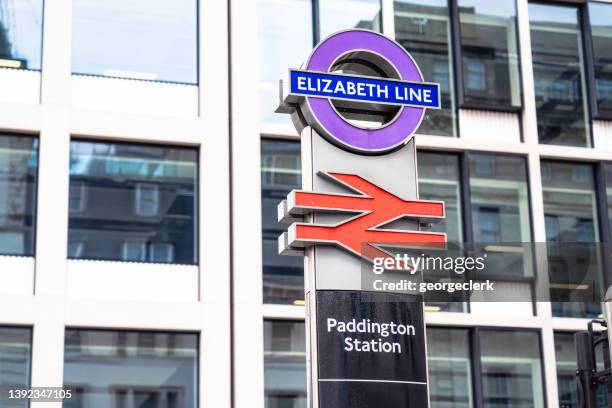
316, 290, 428, 408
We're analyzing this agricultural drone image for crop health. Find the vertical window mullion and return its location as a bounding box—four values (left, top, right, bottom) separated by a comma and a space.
449, 0, 465, 109
581, 3, 599, 123
312, 0, 321, 44
470, 328, 484, 408
595, 162, 612, 290
460, 152, 473, 244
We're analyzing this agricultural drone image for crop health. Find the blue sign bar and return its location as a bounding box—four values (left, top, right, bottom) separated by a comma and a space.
289, 69, 440, 109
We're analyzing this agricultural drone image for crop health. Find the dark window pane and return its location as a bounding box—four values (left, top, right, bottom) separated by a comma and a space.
470, 154, 531, 243
427, 328, 472, 408
63, 330, 198, 408
72, 0, 198, 84
418, 152, 463, 243
264, 321, 307, 408
529, 3, 590, 147
469, 154, 533, 279
0, 134, 38, 256
394, 0, 457, 137
589, 2, 612, 116
68, 141, 198, 264
417, 152, 465, 313
555, 332, 607, 408
479, 330, 545, 407
0, 327, 31, 408
0, 0, 43, 70
261, 140, 304, 305
319, 0, 382, 39
258, 0, 312, 125
541, 161, 602, 318
458, 0, 521, 108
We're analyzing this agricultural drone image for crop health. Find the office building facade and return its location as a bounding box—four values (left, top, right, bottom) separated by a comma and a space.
0, 0, 611, 407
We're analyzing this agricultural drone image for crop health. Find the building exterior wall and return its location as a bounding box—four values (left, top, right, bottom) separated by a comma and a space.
0, 0, 610, 407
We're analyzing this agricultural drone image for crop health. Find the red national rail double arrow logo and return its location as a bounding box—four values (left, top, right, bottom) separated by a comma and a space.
278, 172, 446, 261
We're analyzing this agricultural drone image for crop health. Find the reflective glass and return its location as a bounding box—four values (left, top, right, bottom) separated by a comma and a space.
541, 161, 601, 318
394, 0, 457, 137
427, 328, 472, 408
261, 140, 303, 305
319, 0, 382, 39
0, 134, 38, 256
63, 330, 198, 408
258, 0, 313, 125
72, 0, 198, 84
479, 330, 545, 407
529, 3, 590, 147
417, 152, 464, 313
469, 154, 533, 280
264, 321, 307, 408
68, 141, 198, 264
0, 0, 43, 70
589, 2, 612, 116
458, 0, 521, 108
418, 152, 462, 243
555, 332, 607, 407
0, 327, 31, 408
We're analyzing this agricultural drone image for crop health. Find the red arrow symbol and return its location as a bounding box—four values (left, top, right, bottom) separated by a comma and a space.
280, 172, 446, 261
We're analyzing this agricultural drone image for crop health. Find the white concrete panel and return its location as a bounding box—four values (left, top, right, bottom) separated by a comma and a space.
593, 120, 612, 151
0, 69, 40, 105
71, 75, 198, 117
67, 260, 199, 302
469, 281, 534, 316
459, 109, 521, 144
0, 256, 34, 295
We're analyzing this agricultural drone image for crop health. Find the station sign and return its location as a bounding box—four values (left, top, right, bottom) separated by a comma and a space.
277, 29, 445, 408
316, 291, 428, 407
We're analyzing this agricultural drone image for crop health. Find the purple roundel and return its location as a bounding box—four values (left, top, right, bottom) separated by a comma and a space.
302, 30, 426, 154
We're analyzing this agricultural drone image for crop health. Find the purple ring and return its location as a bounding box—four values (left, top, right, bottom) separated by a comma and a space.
304, 30, 425, 153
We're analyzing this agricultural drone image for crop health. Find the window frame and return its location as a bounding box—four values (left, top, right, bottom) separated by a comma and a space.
0, 133, 40, 258
583, 1, 612, 121
450, 0, 525, 113
67, 138, 200, 265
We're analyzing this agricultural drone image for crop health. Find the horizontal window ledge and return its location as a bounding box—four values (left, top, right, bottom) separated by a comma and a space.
66, 259, 199, 302
72, 74, 199, 117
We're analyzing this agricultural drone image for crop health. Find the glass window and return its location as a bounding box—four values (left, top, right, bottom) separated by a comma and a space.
470, 154, 531, 244
0, 0, 43, 70
541, 161, 601, 318
458, 0, 521, 109
529, 3, 590, 147
63, 330, 198, 408
0, 327, 31, 408
258, 0, 313, 125
264, 321, 306, 408
0, 134, 38, 257
418, 152, 463, 243
479, 330, 545, 407
427, 328, 472, 407
394, 0, 457, 137
418, 152, 465, 313
72, 0, 198, 84
318, 0, 382, 39
68, 141, 198, 264
555, 332, 607, 407
469, 154, 533, 279
589, 2, 612, 117
261, 140, 303, 305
